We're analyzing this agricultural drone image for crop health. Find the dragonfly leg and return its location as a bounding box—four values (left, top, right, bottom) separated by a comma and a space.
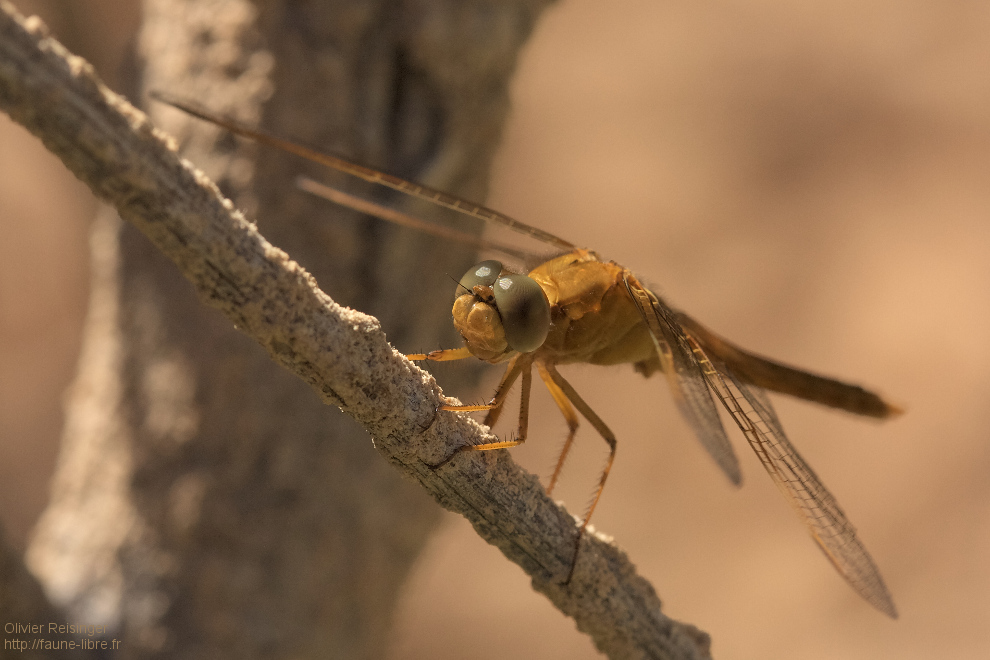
542, 363, 617, 584
536, 362, 580, 496
406, 346, 474, 362
426, 357, 531, 469
407, 346, 480, 431
439, 354, 523, 413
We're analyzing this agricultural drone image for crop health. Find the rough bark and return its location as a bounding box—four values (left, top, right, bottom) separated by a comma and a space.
23, 0, 530, 656
0, 2, 712, 658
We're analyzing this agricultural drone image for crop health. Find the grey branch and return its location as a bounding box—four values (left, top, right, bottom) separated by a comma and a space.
0, 3, 711, 658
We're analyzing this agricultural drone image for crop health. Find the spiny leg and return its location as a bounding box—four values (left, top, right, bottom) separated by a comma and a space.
514, 365, 533, 446
405, 346, 477, 431
410, 347, 520, 413
543, 363, 617, 584
463, 361, 532, 450
406, 346, 474, 362
427, 357, 532, 469
481, 357, 523, 429
441, 354, 524, 414
536, 362, 580, 496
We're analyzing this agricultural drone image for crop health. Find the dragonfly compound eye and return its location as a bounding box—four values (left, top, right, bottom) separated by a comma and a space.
491, 274, 551, 353
457, 260, 503, 296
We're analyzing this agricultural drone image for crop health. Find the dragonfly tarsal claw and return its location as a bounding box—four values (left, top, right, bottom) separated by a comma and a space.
424, 444, 470, 471
415, 400, 444, 433
558, 530, 585, 586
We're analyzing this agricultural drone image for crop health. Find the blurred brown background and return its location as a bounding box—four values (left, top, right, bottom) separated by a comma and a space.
2, 0, 987, 658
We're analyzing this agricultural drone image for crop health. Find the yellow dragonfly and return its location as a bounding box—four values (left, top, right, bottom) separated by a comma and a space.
153, 92, 901, 618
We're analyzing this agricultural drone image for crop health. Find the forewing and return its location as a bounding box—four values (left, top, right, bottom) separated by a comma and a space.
153, 94, 578, 256
624, 279, 742, 485
689, 338, 898, 618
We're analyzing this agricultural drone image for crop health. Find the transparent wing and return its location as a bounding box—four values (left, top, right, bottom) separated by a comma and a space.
296, 177, 549, 269
624, 278, 741, 485
152, 93, 577, 254
686, 334, 898, 618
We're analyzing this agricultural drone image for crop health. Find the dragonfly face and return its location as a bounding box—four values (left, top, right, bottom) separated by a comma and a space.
454, 260, 551, 360
152, 92, 901, 618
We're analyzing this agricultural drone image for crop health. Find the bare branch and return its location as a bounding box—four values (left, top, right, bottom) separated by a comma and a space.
0, 3, 711, 658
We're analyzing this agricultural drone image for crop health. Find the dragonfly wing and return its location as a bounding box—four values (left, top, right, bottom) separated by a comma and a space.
624, 278, 742, 485
693, 344, 898, 618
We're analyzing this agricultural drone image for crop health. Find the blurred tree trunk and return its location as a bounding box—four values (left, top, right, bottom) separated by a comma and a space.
24, 0, 553, 657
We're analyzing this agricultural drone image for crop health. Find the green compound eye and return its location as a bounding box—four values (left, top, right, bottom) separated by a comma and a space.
457, 260, 502, 296
491, 273, 551, 353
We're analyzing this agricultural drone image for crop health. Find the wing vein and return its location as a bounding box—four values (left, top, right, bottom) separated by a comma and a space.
690, 338, 897, 618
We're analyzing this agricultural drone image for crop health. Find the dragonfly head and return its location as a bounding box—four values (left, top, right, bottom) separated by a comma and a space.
452, 260, 551, 360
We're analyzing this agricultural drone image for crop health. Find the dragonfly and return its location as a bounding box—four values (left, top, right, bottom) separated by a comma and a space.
152, 92, 901, 618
